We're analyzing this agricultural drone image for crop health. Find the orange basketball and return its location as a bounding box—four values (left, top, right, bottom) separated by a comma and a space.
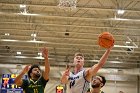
98, 32, 114, 48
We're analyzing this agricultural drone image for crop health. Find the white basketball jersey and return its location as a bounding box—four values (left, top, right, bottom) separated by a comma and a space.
68, 69, 90, 93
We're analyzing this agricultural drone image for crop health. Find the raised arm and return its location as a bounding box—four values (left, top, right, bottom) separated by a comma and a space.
61, 65, 70, 84
42, 47, 50, 80
61, 69, 70, 84
86, 46, 113, 80
14, 65, 30, 86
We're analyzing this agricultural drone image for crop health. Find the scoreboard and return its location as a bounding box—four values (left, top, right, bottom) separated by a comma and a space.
1, 74, 27, 93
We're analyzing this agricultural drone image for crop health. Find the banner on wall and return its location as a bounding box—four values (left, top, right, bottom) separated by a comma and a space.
2, 74, 27, 89
1, 74, 28, 93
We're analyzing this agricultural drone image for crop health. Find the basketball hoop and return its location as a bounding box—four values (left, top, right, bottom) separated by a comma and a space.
58, 0, 77, 10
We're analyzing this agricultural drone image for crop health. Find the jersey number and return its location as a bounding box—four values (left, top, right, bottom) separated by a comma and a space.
70, 80, 75, 88
34, 89, 38, 93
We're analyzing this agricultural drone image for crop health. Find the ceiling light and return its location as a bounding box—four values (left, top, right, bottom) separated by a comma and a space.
34, 56, 44, 59
21, 13, 39, 16
15, 56, 27, 58
126, 41, 130, 44
113, 18, 129, 21
20, 4, 26, 8
114, 45, 138, 48
117, 10, 125, 15
17, 52, 21, 55
5, 33, 10, 36
38, 52, 42, 56
1, 39, 18, 42
31, 33, 37, 37
27, 40, 46, 43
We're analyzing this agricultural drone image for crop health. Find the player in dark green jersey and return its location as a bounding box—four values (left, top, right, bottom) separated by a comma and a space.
14, 47, 50, 93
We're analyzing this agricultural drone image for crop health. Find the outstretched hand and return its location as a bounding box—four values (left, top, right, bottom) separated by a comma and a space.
108, 41, 114, 50
61, 64, 72, 84
42, 47, 48, 59
63, 65, 70, 76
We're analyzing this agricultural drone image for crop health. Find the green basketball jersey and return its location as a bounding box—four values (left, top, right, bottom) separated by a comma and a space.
21, 76, 49, 93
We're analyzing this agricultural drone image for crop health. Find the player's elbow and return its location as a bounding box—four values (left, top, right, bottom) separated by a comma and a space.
14, 79, 18, 84
14, 79, 21, 86
44, 76, 49, 81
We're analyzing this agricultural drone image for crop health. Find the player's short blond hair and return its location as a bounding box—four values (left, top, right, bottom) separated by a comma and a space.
74, 52, 84, 57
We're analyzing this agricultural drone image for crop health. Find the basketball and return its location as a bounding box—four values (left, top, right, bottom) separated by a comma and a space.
98, 32, 114, 48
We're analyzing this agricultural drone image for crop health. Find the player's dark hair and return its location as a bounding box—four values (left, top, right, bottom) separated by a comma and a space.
28, 64, 41, 78
99, 75, 106, 87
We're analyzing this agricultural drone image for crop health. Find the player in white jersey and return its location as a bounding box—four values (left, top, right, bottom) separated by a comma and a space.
69, 69, 89, 93
61, 46, 113, 93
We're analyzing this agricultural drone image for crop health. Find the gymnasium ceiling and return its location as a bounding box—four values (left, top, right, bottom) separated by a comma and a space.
0, 0, 140, 71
